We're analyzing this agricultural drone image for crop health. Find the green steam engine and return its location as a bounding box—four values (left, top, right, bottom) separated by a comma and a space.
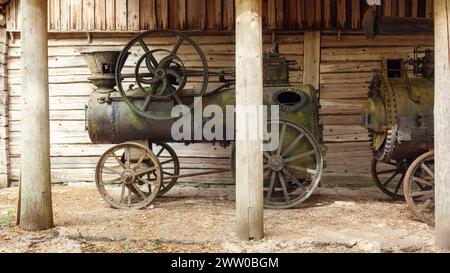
82, 30, 325, 210
362, 49, 434, 200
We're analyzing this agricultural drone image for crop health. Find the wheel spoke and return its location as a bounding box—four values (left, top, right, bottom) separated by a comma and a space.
410, 190, 434, 198
163, 171, 175, 176
412, 176, 434, 187
278, 172, 291, 202
376, 169, 398, 175
138, 39, 159, 69
128, 188, 132, 207
277, 124, 287, 156
285, 150, 316, 163
132, 184, 147, 200
133, 152, 147, 170
138, 177, 159, 186
157, 147, 166, 157
173, 93, 184, 105
103, 166, 122, 175
421, 164, 435, 178
172, 36, 184, 55
288, 165, 318, 175
125, 148, 131, 169
111, 153, 127, 169
394, 173, 405, 194
266, 172, 277, 203
382, 171, 400, 187
160, 159, 174, 165
281, 133, 305, 157
141, 94, 153, 111
282, 169, 306, 190
119, 184, 126, 203
136, 167, 157, 176
102, 177, 123, 185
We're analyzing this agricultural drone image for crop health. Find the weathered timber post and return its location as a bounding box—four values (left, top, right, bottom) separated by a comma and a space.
19, 0, 54, 231
235, 0, 264, 241
435, 0, 450, 250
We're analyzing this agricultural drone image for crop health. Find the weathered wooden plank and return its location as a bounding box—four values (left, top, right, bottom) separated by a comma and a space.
94, 0, 106, 30
60, 0, 71, 30
70, 0, 83, 30
83, 0, 96, 30
398, 0, 405, 17
140, 0, 157, 30
127, 0, 140, 30
115, 0, 128, 30
351, 0, 361, 29
105, 0, 116, 30
337, 0, 346, 29
156, 0, 168, 29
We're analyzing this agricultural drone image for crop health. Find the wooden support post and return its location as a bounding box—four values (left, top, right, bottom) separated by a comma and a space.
235, 0, 264, 241
435, 0, 450, 251
20, 0, 54, 231
303, 31, 321, 90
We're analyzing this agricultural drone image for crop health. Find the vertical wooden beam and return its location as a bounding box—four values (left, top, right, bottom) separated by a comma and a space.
351, 0, 360, 29
337, 0, 346, 29
60, 0, 71, 30
20, 0, 54, 231
323, 0, 332, 29
384, 0, 392, 16
0, 29, 10, 189
128, 0, 140, 30
105, 0, 116, 30
425, 0, 433, 18
435, 0, 450, 251
411, 0, 418, 18
70, 0, 83, 30
235, 0, 264, 241
268, 0, 276, 30
115, 0, 128, 30
83, 0, 96, 30
398, 0, 405, 17
140, 0, 157, 30
303, 31, 321, 90
95, 0, 107, 30
177, 0, 186, 29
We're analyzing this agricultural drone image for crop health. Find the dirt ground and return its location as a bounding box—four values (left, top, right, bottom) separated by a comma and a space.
0, 183, 439, 253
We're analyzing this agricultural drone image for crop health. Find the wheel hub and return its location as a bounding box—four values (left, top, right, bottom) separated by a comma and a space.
155, 68, 166, 79
268, 155, 285, 172
121, 169, 136, 185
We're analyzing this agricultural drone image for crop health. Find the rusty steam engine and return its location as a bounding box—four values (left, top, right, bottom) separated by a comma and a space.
82, 30, 325, 210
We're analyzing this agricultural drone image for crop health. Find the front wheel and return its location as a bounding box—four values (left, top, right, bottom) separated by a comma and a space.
404, 151, 435, 225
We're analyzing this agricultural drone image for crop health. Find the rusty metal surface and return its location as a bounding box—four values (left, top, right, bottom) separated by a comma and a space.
84, 30, 324, 209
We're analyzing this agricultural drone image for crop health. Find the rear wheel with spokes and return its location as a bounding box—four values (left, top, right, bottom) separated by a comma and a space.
150, 143, 180, 196
371, 158, 409, 200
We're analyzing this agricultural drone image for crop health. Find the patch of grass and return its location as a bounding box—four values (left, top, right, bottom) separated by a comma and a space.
0, 208, 16, 227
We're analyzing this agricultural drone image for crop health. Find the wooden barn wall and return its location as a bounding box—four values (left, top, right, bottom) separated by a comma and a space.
4, 32, 434, 185
5, 0, 434, 32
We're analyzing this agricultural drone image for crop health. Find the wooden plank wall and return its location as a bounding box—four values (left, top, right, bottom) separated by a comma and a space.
6, 0, 434, 32
5, 34, 304, 184
0, 28, 9, 188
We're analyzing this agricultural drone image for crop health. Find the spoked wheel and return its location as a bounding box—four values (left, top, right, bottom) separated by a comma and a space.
115, 29, 209, 120
404, 151, 435, 225
150, 143, 180, 196
371, 158, 410, 200
263, 120, 323, 209
96, 143, 163, 209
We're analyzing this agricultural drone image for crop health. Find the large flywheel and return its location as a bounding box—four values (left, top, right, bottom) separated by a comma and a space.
115, 30, 209, 120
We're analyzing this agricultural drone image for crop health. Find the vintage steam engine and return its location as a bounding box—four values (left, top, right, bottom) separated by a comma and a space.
82, 30, 324, 210
362, 49, 435, 201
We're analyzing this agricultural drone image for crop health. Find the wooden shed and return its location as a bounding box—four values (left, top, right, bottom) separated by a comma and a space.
0, 0, 435, 187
